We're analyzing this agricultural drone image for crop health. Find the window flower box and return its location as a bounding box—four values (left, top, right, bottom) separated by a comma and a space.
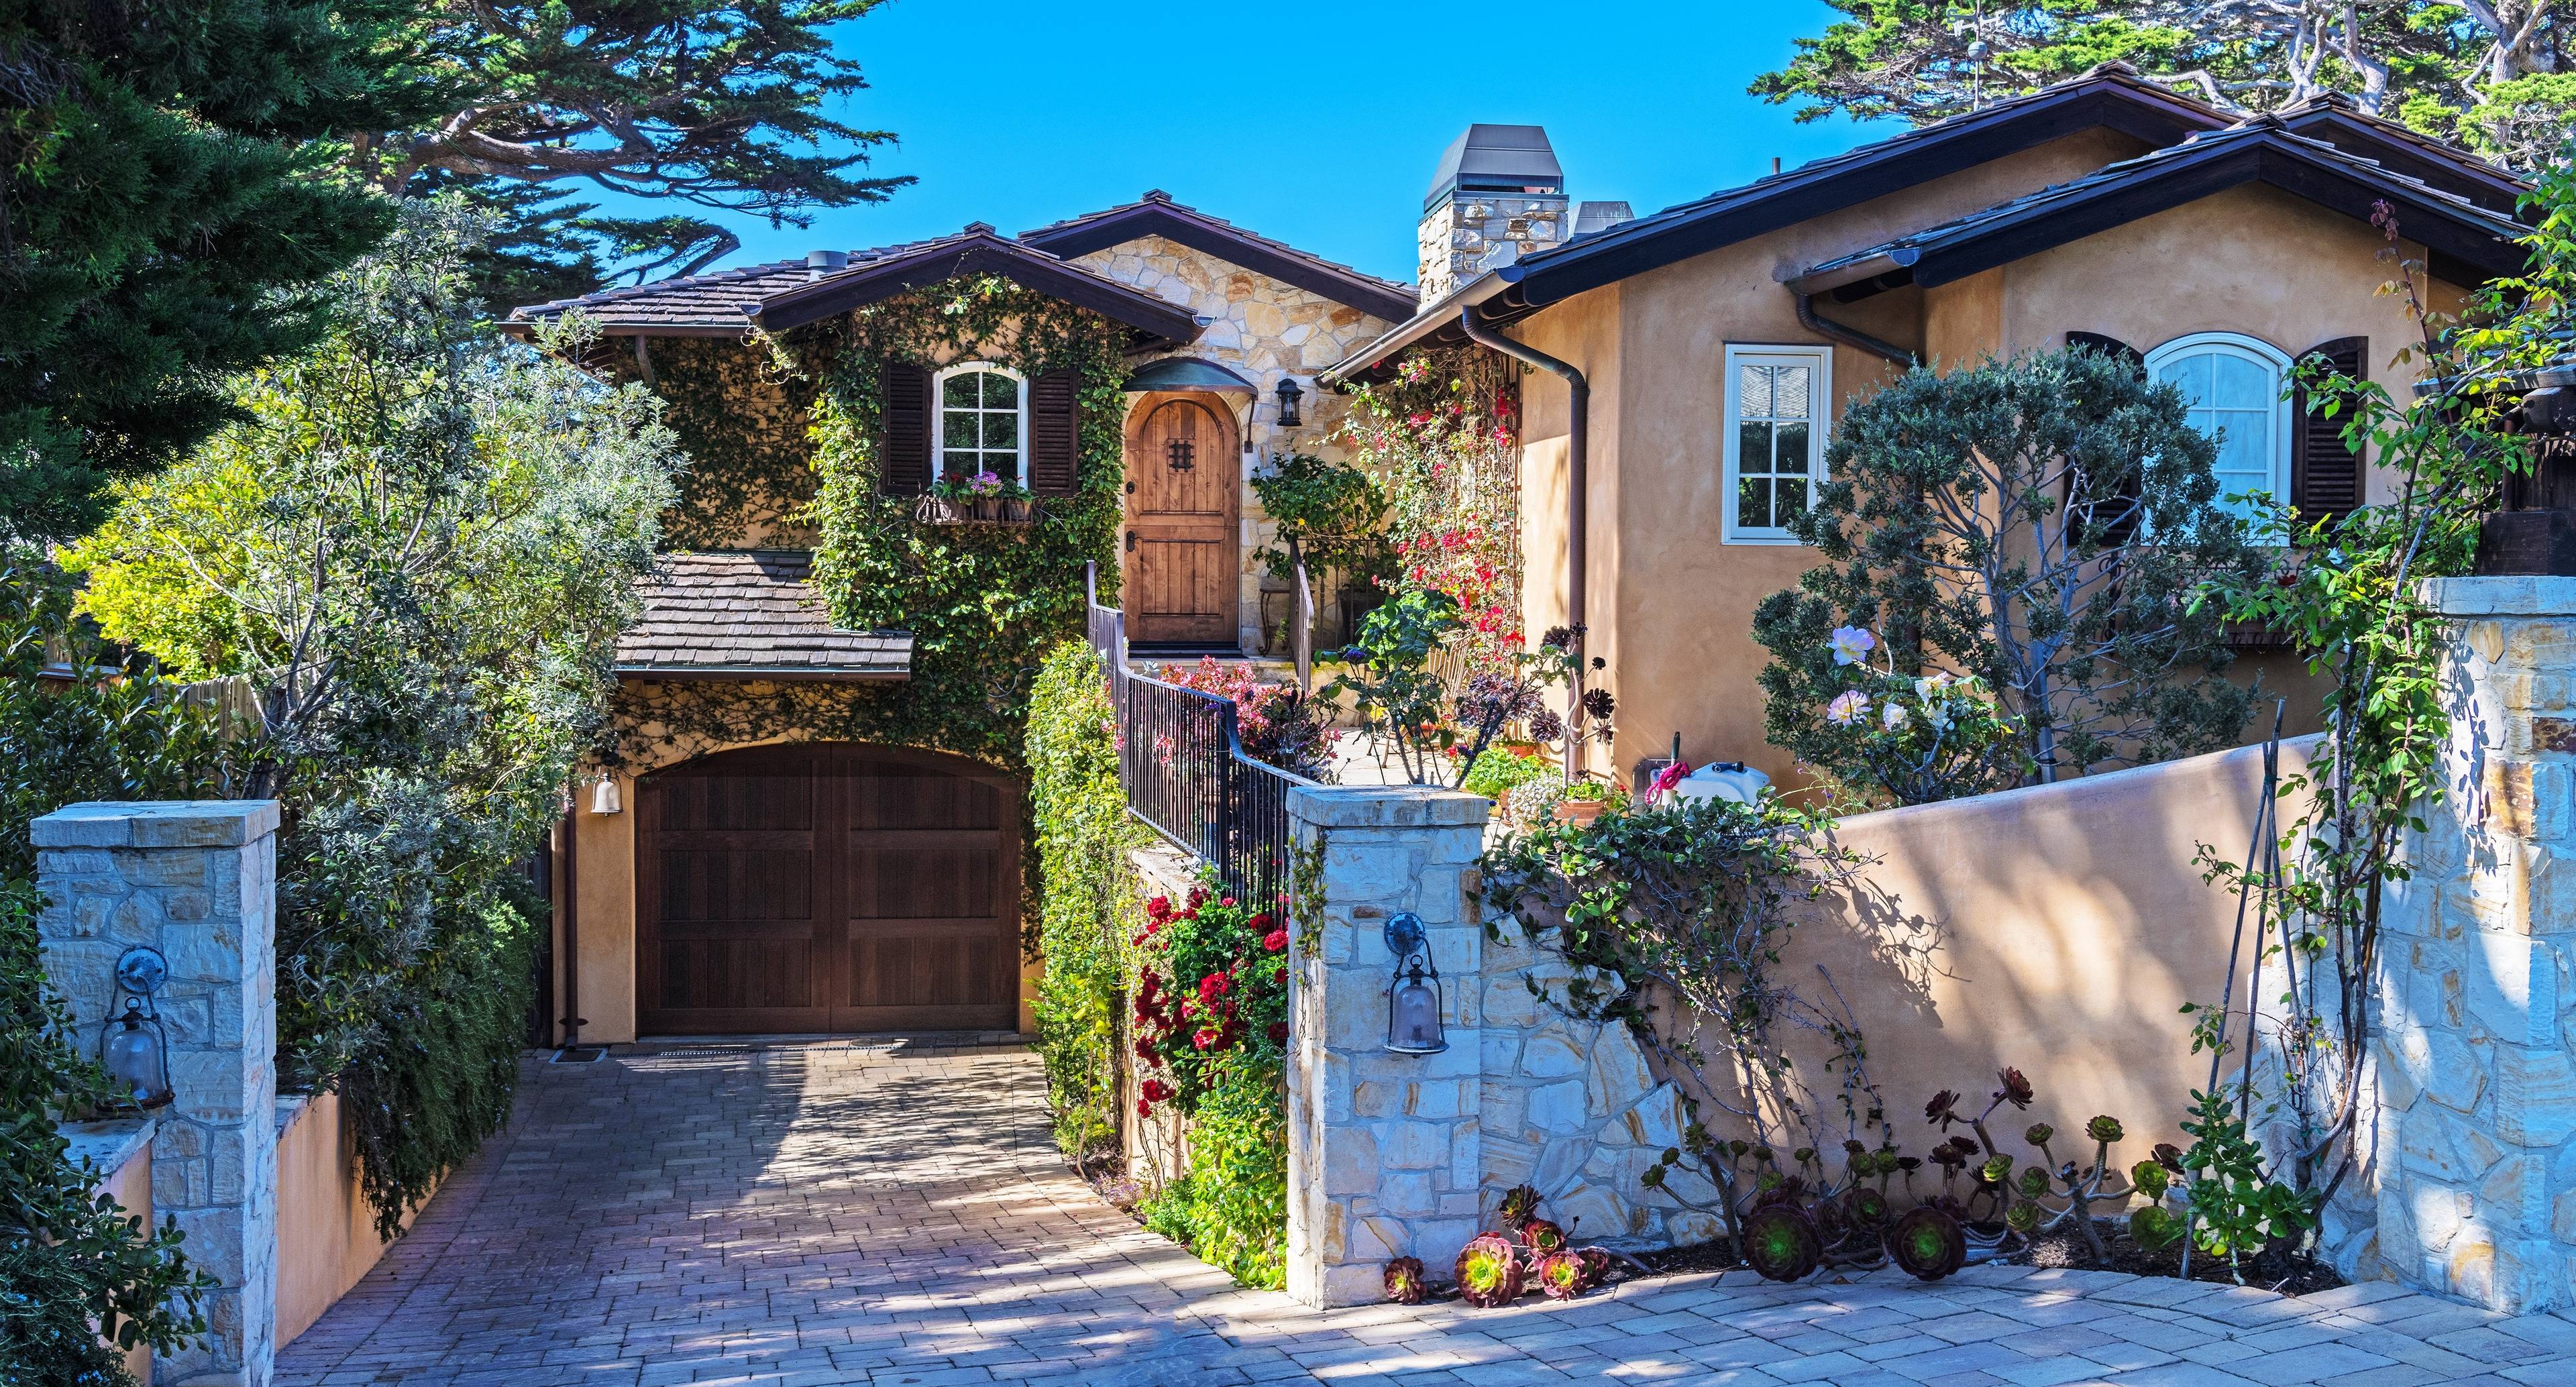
915, 491, 1039, 526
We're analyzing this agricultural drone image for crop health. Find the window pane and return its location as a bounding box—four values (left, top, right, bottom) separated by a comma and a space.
943, 412, 977, 448
984, 410, 1019, 449
2211, 353, 2271, 410
1737, 364, 1773, 421
981, 372, 1017, 408
943, 374, 979, 408
1739, 421, 1772, 477
1773, 366, 1812, 420
1738, 477, 1772, 531
1775, 422, 1811, 474
1778, 479, 1809, 524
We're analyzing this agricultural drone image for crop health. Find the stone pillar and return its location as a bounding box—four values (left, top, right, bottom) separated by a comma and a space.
36, 801, 282, 1386
2373, 577, 2576, 1313
1283, 784, 1489, 1309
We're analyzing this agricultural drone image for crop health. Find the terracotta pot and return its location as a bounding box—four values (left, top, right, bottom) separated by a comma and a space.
1499, 740, 1543, 759
1552, 798, 1609, 826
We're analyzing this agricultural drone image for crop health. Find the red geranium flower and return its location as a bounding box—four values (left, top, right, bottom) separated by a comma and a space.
1263, 930, 1288, 952
1267, 1021, 1289, 1042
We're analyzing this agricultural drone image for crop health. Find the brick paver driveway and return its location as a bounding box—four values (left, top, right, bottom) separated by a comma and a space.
277, 1040, 2576, 1386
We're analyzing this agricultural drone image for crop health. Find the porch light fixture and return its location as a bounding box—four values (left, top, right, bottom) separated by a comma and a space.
1275, 376, 1305, 429
590, 773, 623, 815
1383, 911, 1447, 1055
98, 946, 174, 1111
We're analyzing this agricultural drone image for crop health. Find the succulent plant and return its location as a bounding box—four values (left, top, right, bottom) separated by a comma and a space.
2004, 1200, 2041, 1234
1887, 1204, 1970, 1280
2017, 1166, 2051, 1199
1792, 1146, 1817, 1165
1578, 1246, 1611, 1288
1456, 1233, 1525, 1307
1498, 1183, 1542, 1227
1741, 1204, 1823, 1282
1979, 1154, 2013, 1186
1845, 1184, 1891, 1227
1535, 1249, 1587, 1299
1383, 1256, 1428, 1305
1843, 1139, 1868, 1156
1640, 1162, 1667, 1188
2152, 1142, 2185, 1174
2086, 1115, 2125, 1144
1996, 1068, 2035, 1109
2130, 1205, 2183, 1252
1924, 1089, 1962, 1127
2024, 1123, 2054, 1147
2130, 1159, 2170, 1201
1519, 1217, 1567, 1255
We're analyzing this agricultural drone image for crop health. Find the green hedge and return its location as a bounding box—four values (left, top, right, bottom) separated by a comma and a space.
1025, 641, 1142, 1158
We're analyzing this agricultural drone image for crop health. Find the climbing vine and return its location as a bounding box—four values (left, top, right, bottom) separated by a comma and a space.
612, 336, 821, 549
614, 276, 1131, 773
1025, 642, 1142, 1158
1341, 345, 1524, 675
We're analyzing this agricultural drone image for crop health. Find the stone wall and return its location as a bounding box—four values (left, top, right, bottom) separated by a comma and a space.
2363, 575, 2576, 1313
1417, 194, 1566, 303
1069, 233, 1399, 654
36, 800, 283, 1386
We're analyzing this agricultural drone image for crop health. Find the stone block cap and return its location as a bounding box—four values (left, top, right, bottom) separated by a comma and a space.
2420, 575, 2576, 618
1287, 783, 1492, 828
33, 800, 284, 849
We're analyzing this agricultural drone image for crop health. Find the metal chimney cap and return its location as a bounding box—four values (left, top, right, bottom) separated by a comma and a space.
805, 249, 851, 279
1426, 123, 1564, 212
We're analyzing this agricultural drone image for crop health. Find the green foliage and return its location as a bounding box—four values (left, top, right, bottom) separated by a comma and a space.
0, 581, 221, 1384
1460, 746, 1550, 801
1134, 1058, 1287, 1289
1248, 451, 1394, 589
63, 201, 680, 1235
345, 0, 912, 297
1798, 630, 2029, 807
1024, 642, 1140, 1158
0, 0, 404, 543
1756, 3, 2576, 168
2178, 1087, 2316, 1264
613, 336, 822, 551
657, 276, 1130, 773
1755, 348, 2263, 785
1341, 347, 1525, 675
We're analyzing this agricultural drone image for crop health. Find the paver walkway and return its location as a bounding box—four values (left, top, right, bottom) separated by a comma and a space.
277, 1040, 2576, 1386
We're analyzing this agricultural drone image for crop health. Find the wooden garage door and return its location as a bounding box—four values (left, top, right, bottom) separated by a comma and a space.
636, 744, 1020, 1035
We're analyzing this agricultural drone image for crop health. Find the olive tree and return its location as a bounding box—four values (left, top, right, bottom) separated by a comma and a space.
1755, 347, 2267, 786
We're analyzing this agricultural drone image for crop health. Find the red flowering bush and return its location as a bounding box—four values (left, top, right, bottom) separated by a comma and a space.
1153, 658, 1335, 778
1132, 885, 1291, 1120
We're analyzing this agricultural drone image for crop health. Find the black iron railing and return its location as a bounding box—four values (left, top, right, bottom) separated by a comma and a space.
1086, 563, 1309, 911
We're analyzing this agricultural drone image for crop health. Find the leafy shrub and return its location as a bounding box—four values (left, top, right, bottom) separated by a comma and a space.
1800, 625, 2029, 806
1249, 451, 1396, 593
1024, 642, 1140, 1158
1459, 746, 1549, 801
1136, 1058, 1287, 1288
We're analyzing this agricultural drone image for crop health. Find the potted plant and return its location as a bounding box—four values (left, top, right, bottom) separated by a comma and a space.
1551, 778, 1617, 826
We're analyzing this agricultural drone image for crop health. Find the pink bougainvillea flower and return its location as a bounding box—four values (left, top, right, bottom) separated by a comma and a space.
1829, 626, 1878, 667
1826, 691, 1871, 727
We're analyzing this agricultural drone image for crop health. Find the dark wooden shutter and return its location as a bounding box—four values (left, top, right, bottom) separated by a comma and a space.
1028, 368, 1081, 497
2065, 333, 2147, 545
880, 361, 933, 496
2294, 336, 2368, 522
2066, 331, 2146, 378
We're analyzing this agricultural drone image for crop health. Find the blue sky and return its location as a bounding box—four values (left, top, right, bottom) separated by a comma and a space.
637, 0, 1888, 285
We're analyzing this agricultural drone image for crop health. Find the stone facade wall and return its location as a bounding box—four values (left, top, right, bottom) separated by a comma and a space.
1069, 234, 1400, 654
2362, 575, 2576, 1313
1417, 194, 1567, 303
36, 800, 284, 1386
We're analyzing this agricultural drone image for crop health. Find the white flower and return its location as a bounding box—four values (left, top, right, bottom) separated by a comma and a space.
1880, 701, 1910, 731
1916, 672, 1955, 696
1828, 626, 1878, 667
1925, 706, 1955, 734
1826, 691, 1871, 727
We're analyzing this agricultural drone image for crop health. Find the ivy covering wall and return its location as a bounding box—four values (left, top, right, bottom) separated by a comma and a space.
1025, 642, 1140, 1156
616, 276, 1130, 774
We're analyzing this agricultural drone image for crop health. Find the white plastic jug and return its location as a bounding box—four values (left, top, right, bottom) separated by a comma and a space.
1668, 761, 1770, 806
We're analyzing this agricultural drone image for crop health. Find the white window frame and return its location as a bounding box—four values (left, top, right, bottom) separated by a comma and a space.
2142, 331, 2293, 522
1722, 344, 1833, 545
932, 362, 1029, 486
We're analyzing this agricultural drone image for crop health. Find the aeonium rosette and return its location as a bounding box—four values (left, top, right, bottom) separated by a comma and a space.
1131, 879, 1292, 1121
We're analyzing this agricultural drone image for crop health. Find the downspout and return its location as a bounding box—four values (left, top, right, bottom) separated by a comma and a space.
1794, 292, 1919, 367
1457, 307, 1591, 784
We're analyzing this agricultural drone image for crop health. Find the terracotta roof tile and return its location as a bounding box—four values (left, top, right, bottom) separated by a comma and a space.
616, 551, 910, 681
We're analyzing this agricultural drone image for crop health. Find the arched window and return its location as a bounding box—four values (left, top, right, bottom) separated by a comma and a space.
934, 363, 1027, 485
2143, 332, 2293, 522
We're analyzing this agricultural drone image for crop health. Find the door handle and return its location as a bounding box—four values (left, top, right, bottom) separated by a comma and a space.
1126, 530, 1138, 553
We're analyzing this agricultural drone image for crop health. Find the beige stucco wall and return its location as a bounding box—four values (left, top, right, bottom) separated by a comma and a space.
1673, 736, 2317, 1157
1069, 233, 1400, 653
275, 1093, 413, 1349
90, 1131, 154, 1384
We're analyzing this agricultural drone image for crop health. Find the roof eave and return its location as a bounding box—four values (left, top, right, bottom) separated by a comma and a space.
1022, 203, 1419, 322
746, 237, 1203, 342
614, 665, 912, 683
1322, 273, 1512, 384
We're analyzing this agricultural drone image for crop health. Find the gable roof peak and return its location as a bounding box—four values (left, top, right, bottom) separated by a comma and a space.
1143, 188, 1175, 203
2084, 59, 2141, 78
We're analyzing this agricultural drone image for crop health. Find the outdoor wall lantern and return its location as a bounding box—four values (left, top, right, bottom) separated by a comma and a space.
1383, 911, 1448, 1055
1275, 376, 1305, 429
590, 773, 623, 815
98, 946, 174, 1111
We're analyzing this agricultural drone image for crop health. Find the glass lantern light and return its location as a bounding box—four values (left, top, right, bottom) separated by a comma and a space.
1275, 376, 1305, 429
99, 946, 174, 1111
1383, 911, 1448, 1055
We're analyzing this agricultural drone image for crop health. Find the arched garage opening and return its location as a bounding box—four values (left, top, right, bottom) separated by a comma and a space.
634, 742, 1020, 1036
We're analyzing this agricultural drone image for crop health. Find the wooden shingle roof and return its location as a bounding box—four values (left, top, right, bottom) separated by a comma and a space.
616, 551, 910, 682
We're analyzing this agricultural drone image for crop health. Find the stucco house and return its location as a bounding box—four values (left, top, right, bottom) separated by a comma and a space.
1329, 64, 2533, 789
506, 196, 1411, 1043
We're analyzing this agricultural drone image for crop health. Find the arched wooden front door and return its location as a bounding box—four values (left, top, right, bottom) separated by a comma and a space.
1123, 392, 1240, 646
635, 743, 1019, 1035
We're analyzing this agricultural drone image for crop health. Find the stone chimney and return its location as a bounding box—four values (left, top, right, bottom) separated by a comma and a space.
1418, 124, 1567, 302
